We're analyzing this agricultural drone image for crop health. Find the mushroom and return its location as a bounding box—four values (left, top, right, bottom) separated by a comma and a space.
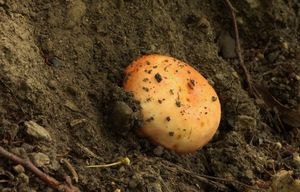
123, 54, 221, 154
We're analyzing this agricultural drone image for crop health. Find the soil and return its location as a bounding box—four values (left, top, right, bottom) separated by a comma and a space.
0, 0, 299, 191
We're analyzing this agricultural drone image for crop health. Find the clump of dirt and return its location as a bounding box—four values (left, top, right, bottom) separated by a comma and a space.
0, 0, 299, 191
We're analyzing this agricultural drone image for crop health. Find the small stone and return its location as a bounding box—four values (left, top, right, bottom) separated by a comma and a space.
69, 118, 87, 128
153, 146, 164, 156
282, 42, 289, 50
47, 80, 58, 90
266, 159, 275, 169
21, 143, 35, 152
64, 100, 80, 112
30, 152, 50, 167
246, 0, 260, 8
18, 173, 29, 184
65, 0, 86, 28
49, 57, 63, 67
215, 73, 225, 81
108, 101, 133, 135
275, 142, 282, 150
146, 182, 163, 192
13, 165, 25, 173
218, 31, 236, 59
257, 53, 264, 60
245, 169, 254, 179
293, 153, 300, 166
25, 121, 52, 141
128, 179, 139, 188
49, 159, 61, 171
10, 147, 28, 159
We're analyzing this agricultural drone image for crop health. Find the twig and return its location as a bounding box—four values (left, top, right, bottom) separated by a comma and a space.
60, 158, 79, 183
0, 146, 80, 192
144, 158, 228, 191
199, 174, 262, 191
163, 165, 228, 191
224, 0, 254, 95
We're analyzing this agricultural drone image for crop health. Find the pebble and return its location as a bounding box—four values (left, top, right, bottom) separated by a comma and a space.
47, 80, 58, 90
245, 169, 254, 179
10, 147, 28, 159
109, 101, 133, 135
65, 0, 86, 28
153, 146, 164, 156
30, 152, 50, 167
293, 153, 300, 166
146, 182, 163, 192
49, 57, 63, 67
128, 179, 139, 188
13, 165, 25, 173
64, 100, 80, 112
275, 142, 282, 150
18, 173, 29, 184
25, 120, 52, 141
218, 31, 236, 59
49, 159, 61, 171
246, 0, 260, 8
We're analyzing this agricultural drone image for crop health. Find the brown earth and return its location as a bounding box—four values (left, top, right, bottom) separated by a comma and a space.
0, 0, 299, 191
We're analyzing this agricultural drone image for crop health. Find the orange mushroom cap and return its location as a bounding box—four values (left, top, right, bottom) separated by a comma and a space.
124, 54, 221, 154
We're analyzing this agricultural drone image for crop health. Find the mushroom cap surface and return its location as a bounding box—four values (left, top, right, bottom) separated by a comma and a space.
124, 54, 221, 154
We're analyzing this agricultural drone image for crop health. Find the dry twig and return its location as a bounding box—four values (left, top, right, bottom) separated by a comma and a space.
0, 146, 80, 192
60, 158, 79, 183
224, 0, 254, 95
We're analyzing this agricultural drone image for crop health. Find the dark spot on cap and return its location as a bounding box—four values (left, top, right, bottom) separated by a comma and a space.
212, 96, 218, 101
153, 65, 158, 69
143, 78, 149, 82
154, 73, 162, 83
146, 61, 151, 65
175, 70, 178, 73
169, 89, 174, 95
146, 98, 152, 102
187, 70, 191, 74
164, 59, 169, 62
187, 79, 195, 90
205, 112, 208, 115
166, 116, 171, 121
183, 129, 186, 131
146, 117, 154, 122
142, 87, 149, 92
176, 100, 181, 107
148, 70, 152, 74
169, 132, 174, 136
158, 99, 162, 104
204, 106, 207, 109
177, 134, 182, 139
